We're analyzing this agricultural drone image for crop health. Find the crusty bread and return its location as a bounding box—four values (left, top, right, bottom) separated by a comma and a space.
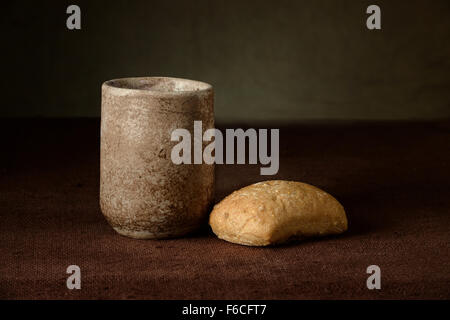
209, 180, 347, 246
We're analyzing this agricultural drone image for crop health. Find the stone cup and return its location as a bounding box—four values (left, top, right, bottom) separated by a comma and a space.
100, 77, 214, 239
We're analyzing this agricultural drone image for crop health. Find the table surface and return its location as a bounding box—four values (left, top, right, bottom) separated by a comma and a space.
0, 119, 449, 299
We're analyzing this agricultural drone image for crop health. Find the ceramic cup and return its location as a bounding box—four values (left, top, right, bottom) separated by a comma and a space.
100, 77, 214, 239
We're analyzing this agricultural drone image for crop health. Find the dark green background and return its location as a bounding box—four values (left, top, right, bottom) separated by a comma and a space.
3, 0, 450, 122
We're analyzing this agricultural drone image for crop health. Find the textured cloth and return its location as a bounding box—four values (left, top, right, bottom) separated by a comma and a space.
0, 119, 449, 299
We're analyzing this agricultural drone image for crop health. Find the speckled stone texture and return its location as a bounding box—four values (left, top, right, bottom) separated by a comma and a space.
0, 119, 449, 299
100, 77, 214, 239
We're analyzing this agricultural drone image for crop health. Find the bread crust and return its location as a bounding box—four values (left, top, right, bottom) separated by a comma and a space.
209, 180, 347, 246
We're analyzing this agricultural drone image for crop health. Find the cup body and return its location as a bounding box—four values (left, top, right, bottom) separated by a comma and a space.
100, 77, 214, 239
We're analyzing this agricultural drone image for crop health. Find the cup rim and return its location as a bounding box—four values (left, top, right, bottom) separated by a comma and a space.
102, 76, 213, 96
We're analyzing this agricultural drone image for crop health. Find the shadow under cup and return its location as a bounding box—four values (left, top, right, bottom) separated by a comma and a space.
100, 77, 215, 239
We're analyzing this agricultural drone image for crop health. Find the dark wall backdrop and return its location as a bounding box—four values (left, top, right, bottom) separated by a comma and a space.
3, 0, 450, 122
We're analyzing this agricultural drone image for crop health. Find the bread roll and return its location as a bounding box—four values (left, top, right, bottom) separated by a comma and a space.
209, 180, 347, 246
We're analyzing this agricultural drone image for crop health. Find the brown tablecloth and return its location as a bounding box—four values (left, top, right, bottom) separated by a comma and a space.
0, 119, 449, 299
